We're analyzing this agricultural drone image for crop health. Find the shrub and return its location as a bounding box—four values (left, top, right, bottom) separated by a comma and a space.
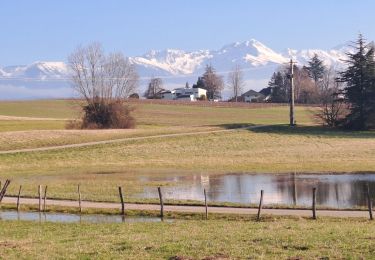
69, 100, 136, 129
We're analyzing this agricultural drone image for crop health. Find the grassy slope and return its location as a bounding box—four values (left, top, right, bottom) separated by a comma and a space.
0, 126, 218, 150
0, 217, 374, 259
0, 100, 374, 259
0, 100, 78, 118
0, 120, 66, 132
0, 100, 314, 149
1, 125, 374, 202
0, 100, 374, 202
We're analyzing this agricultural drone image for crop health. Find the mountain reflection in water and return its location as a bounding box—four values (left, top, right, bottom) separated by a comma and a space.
138, 173, 375, 208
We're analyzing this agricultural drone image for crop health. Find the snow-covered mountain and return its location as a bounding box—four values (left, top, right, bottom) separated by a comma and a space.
2, 61, 68, 79
0, 39, 352, 100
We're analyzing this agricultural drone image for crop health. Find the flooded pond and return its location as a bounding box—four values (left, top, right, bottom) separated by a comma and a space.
0, 210, 165, 223
138, 173, 375, 209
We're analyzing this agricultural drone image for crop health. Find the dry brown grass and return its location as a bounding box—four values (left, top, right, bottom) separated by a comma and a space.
0, 126, 219, 151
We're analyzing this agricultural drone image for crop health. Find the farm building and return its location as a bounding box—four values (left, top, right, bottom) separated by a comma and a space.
160, 87, 207, 101
241, 89, 265, 102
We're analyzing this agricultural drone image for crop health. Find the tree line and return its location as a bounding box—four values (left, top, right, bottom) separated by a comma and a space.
267, 34, 375, 130
68, 35, 375, 130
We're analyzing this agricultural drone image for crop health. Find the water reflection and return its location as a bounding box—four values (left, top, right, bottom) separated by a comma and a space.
139, 173, 375, 208
0, 210, 165, 223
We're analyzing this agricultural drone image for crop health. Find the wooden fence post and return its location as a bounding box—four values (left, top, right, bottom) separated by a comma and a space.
43, 186, 48, 211
158, 187, 164, 218
17, 185, 22, 211
0, 179, 11, 202
38, 185, 42, 212
204, 188, 208, 220
366, 183, 373, 221
292, 172, 297, 206
257, 190, 264, 221
312, 187, 317, 220
78, 184, 82, 213
118, 186, 125, 215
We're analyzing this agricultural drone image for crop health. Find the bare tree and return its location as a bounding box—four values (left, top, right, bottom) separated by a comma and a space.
68, 42, 138, 104
293, 66, 319, 104
202, 65, 224, 100
320, 66, 338, 102
68, 43, 139, 129
318, 67, 346, 127
319, 95, 345, 127
228, 64, 244, 102
144, 77, 164, 98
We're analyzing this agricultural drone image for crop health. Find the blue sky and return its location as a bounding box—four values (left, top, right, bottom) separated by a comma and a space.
1, 0, 374, 66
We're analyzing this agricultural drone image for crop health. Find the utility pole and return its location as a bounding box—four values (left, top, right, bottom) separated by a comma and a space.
289, 59, 295, 126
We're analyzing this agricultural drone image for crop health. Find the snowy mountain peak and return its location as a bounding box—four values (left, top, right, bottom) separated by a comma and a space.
0, 38, 354, 99
217, 39, 288, 66
2, 61, 68, 79
131, 48, 211, 75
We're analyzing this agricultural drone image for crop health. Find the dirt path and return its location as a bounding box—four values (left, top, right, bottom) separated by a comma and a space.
1, 196, 371, 218
0, 125, 263, 155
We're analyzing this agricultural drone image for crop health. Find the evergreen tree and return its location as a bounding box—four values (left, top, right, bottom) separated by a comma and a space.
305, 54, 326, 85
269, 71, 289, 103
338, 34, 375, 130
192, 77, 205, 89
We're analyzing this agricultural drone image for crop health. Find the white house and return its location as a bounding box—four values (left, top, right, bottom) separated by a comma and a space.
160, 87, 207, 101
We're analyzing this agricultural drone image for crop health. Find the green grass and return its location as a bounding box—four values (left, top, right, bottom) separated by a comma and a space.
0, 100, 316, 149
0, 125, 217, 151
0, 99, 78, 119
1, 125, 374, 202
0, 99, 374, 258
133, 103, 316, 126
0, 217, 374, 259
0, 120, 66, 132
0, 100, 374, 203
0, 100, 314, 125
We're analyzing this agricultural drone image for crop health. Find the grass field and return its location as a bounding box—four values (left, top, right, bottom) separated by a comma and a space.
0, 100, 314, 150
0, 99, 374, 259
0, 100, 374, 202
0, 100, 78, 119
0, 216, 374, 259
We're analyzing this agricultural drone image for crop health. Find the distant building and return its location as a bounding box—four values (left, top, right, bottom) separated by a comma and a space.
159, 90, 174, 100
241, 90, 265, 103
160, 87, 207, 101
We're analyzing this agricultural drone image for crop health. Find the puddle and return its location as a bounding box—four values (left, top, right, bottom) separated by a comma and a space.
0, 210, 166, 223
138, 173, 375, 208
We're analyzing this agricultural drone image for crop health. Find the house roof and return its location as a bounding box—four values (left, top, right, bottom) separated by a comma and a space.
158, 90, 172, 94
241, 89, 265, 98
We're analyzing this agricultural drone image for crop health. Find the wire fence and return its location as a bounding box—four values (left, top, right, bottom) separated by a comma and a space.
1, 179, 373, 221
